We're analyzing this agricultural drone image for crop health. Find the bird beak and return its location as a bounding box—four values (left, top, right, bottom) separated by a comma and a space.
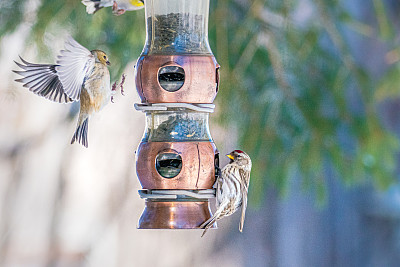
226, 154, 234, 160
106, 61, 111, 66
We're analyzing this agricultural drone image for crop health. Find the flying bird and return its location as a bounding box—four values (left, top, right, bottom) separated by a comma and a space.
81, 0, 144, 16
13, 37, 113, 148
201, 150, 252, 237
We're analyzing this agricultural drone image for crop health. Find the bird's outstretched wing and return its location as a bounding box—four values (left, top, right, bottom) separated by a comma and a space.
13, 57, 74, 104
56, 37, 95, 101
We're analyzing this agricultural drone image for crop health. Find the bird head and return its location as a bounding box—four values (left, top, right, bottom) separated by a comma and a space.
130, 0, 144, 7
226, 150, 252, 171
91, 50, 110, 66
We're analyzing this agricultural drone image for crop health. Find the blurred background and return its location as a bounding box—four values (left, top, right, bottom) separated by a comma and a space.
1, 0, 400, 266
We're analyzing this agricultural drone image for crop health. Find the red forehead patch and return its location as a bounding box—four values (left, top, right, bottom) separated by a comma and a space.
234, 150, 244, 154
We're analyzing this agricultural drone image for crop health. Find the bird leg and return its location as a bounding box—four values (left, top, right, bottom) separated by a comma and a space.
111, 81, 118, 103
112, 1, 126, 16
119, 73, 126, 96
110, 74, 126, 103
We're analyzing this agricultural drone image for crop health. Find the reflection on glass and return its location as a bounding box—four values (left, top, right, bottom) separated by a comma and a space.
158, 66, 185, 92
155, 152, 182, 178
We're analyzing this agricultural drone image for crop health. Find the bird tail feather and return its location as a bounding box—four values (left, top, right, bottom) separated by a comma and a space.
200, 211, 220, 237
71, 116, 89, 148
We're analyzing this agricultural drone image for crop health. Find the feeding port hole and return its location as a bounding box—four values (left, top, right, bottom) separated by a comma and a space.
158, 66, 185, 92
155, 152, 183, 178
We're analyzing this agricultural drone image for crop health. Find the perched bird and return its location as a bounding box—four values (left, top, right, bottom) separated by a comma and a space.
81, 0, 144, 16
201, 150, 252, 237
13, 37, 112, 148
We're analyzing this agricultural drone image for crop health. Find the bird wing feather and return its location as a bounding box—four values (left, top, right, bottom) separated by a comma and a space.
56, 37, 94, 101
13, 57, 74, 104
239, 169, 250, 232
239, 186, 248, 232
81, 0, 114, 14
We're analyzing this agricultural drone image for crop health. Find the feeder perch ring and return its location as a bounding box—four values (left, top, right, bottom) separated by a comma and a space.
139, 189, 216, 200
134, 103, 215, 113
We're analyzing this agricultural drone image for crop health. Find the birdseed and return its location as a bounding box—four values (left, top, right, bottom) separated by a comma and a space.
146, 114, 211, 142
145, 13, 210, 54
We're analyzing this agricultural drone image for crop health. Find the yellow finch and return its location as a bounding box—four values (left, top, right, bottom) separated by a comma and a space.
13, 37, 112, 148
81, 0, 144, 15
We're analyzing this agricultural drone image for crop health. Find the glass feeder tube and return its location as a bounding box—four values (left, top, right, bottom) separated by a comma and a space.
143, 0, 212, 55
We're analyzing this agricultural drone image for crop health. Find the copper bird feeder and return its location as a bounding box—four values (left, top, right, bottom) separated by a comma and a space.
134, 0, 220, 229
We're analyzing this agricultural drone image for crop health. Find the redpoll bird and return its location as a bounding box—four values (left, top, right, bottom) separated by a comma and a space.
13, 37, 113, 148
201, 150, 252, 237
81, 0, 144, 16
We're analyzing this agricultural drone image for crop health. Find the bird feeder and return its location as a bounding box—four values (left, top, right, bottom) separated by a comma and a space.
134, 0, 220, 229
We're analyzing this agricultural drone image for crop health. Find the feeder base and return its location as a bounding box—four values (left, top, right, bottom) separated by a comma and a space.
138, 200, 217, 229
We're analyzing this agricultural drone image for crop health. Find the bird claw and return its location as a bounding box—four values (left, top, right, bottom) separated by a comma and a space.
113, 9, 126, 16
112, 2, 126, 16
110, 74, 126, 103
215, 166, 222, 178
